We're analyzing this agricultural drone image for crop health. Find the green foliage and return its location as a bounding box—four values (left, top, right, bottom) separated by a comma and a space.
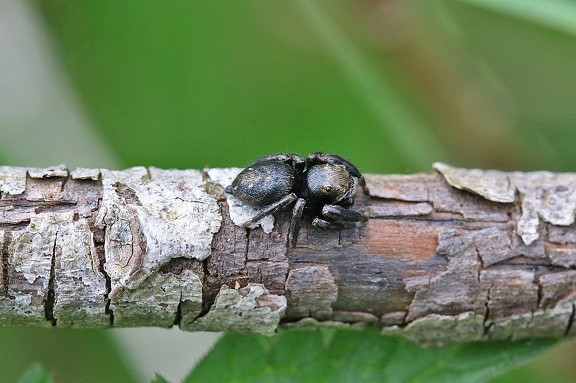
32, 0, 576, 173
36, 1, 425, 172
0, 327, 137, 383
17, 364, 53, 383
186, 328, 556, 383
151, 374, 171, 383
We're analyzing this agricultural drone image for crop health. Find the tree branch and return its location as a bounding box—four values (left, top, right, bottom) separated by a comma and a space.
2, 163, 576, 346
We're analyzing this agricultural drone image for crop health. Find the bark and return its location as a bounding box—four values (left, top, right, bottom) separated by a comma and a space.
2, 163, 576, 346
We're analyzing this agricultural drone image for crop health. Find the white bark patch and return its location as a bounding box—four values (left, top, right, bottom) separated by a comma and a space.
433, 162, 514, 203
70, 167, 101, 180
381, 312, 485, 347
28, 164, 68, 178
382, 292, 575, 346
9, 212, 108, 326
183, 283, 287, 335
12, 213, 59, 287
435, 163, 576, 245
53, 214, 109, 327
549, 248, 576, 268
110, 269, 203, 327
0, 165, 26, 195
96, 167, 221, 292
0, 291, 37, 325
206, 167, 274, 233
3, 217, 53, 325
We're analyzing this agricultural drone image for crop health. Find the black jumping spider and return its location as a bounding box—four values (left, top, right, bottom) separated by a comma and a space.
225, 152, 370, 247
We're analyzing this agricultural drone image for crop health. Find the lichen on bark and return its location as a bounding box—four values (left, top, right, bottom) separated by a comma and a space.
2, 163, 576, 344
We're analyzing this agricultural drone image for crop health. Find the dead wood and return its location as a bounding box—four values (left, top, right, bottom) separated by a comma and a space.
2, 163, 576, 346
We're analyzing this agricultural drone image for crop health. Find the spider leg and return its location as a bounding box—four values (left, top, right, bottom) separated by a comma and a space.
311, 217, 346, 231
333, 177, 356, 207
288, 198, 306, 247
306, 152, 370, 196
322, 204, 365, 222
312, 204, 364, 232
242, 193, 297, 227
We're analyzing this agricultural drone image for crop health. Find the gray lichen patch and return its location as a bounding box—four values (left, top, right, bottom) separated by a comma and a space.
110, 269, 202, 327
205, 167, 275, 233
0, 166, 26, 195
433, 162, 514, 203
436, 227, 512, 267
428, 177, 509, 222
11, 214, 59, 289
383, 292, 576, 346
96, 167, 221, 292
283, 317, 362, 330
434, 163, 576, 245
487, 292, 576, 340
381, 312, 485, 347
285, 266, 338, 320
71, 167, 101, 180
548, 225, 576, 244
0, 292, 40, 326
480, 269, 539, 319
3, 216, 57, 325
332, 310, 380, 324
183, 283, 287, 335
548, 248, 576, 268
539, 271, 576, 309
380, 311, 407, 326
53, 214, 108, 327
401, 225, 545, 343
28, 164, 69, 179
405, 240, 483, 321
4, 211, 108, 326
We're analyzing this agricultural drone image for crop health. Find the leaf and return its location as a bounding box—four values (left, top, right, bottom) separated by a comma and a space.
186, 327, 556, 383
0, 327, 137, 383
17, 364, 53, 383
293, 0, 448, 168
151, 374, 172, 383
36, 1, 441, 173
454, 0, 576, 36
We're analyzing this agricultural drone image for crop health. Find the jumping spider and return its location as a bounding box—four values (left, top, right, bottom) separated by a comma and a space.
225, 152, 370, 247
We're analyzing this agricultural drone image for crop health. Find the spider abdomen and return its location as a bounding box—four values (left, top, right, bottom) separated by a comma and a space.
228, 160, 295, 205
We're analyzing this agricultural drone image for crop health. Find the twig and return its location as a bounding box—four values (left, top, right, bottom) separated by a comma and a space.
1, 163, 576, 346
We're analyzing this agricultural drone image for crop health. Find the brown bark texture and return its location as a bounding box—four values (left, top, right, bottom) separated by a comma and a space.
1, 163, 576, 346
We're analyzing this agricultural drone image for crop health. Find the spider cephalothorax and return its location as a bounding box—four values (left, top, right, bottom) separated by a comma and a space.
225, 152, 370, 247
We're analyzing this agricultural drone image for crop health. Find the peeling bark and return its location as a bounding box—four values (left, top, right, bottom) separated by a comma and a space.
3, 163, 576, 346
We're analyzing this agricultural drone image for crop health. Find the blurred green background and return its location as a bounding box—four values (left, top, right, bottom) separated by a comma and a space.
1, 0, 576, 381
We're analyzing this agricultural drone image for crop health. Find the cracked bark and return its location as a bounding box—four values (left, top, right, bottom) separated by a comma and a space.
2, 163, 576, 346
